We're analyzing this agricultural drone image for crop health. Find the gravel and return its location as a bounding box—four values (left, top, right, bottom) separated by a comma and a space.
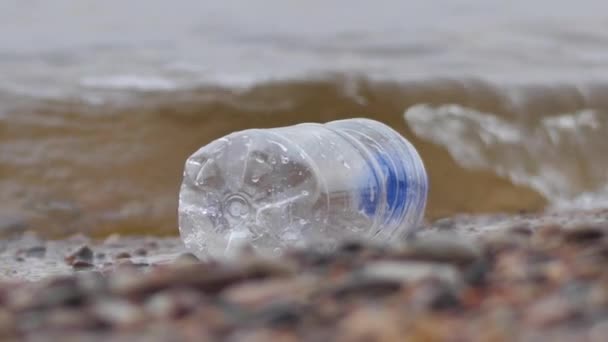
0, 208, 607, 341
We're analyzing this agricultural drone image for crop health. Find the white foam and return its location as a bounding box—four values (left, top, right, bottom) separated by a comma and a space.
404, 104, 523, 169
542, 109, 600, 144
543, 109, 599, 131
551, 185, 608, 211
80, 74, 177, 91
404, 104, 608, 210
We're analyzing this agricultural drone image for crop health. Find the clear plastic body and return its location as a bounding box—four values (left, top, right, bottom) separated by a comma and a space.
178, 118, 428, 258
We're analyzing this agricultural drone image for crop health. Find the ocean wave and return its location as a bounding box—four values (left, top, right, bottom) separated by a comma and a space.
404, 104, 608, 210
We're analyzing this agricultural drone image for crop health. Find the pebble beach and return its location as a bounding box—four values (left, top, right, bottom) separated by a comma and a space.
2, 209, 608, 341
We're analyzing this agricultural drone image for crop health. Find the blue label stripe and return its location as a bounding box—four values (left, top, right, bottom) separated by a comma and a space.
360, 150, 409, 224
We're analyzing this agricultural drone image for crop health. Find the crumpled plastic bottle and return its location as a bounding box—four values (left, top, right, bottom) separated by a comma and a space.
179, 118, 428, 258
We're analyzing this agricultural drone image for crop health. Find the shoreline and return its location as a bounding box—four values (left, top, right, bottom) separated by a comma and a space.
3, 208, 608, 281
1, 209, 608, 340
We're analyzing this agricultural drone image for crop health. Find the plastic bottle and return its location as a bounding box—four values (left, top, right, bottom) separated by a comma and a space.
178, 118, 428, 258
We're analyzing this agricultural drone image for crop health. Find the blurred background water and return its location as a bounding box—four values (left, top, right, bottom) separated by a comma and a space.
1, 0, 608, 236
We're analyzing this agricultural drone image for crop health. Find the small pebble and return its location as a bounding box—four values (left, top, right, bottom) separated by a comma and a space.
564, 226, 605, 243
145, 241, 160, 249
359, 261, 462, 287
65, 245, 94, 265
508, 225, 533, 236
72, 260, 94, 270
114, 252, 131, 260
397, 235, 481, 266
411, 282, 462, 311
145, 289, 202, 319
222, 277, 316, 307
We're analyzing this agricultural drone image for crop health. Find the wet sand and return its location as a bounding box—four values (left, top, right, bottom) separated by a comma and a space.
2, 209, 608, 340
